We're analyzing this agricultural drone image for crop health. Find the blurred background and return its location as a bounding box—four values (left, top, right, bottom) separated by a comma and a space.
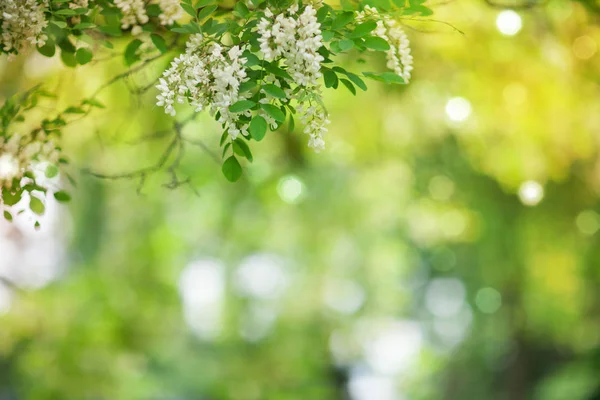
1, 0, 600, 398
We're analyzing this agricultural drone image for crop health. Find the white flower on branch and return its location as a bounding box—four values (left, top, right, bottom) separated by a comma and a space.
0, 0, 48, 56
358, 5, 414, 82
0, 132, 60, 189
156, 35, 250, 138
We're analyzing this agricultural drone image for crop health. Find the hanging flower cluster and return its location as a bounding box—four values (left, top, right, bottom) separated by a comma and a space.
0, 132, 60, 189
357, 5, 413, 82
115, 0, 183, 33
257, 4, 328, 151
0, 0, 48, 57
157, 35, 250, 137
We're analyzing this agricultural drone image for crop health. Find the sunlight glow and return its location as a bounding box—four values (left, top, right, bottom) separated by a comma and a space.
277, 175, 305, 204
496, 10, 522, 36
234, 253, 288, 300
518, 180, 544, 206
445, 97, 472, 122
178, 259, 225, 339
425, 278, 466, 318
475, 287, 502, 314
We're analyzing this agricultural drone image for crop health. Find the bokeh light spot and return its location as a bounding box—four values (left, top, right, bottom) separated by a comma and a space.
496, 10, 522, 36
518, 180, 544, 206
475, 287, 502, 314
277, 175, 305, 204
429, 175, 455, 201
445, 97, 472, 122
576, 210, 600, 236
425, 278, 466, 317
573, 36, 597, 60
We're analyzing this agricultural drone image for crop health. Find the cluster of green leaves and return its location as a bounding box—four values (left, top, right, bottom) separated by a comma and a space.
0, 89, 105, 226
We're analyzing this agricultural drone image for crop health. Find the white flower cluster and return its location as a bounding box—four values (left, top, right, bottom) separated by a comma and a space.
114, 0, 148, 32
358, 5, 413, 82
115, 0, 181, 34
157, 0, 183, 26
0, 132, 59, 189
257, 5, 328, 151
0, 0, 48, 56
156, 35, 250, 139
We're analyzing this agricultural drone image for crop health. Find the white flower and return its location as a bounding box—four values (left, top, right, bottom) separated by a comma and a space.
257, 5, 329, 150
0, 130, 60, 188
357, 5, 413, 82
156, 35, 249, 138
114, 0, 149, 30
0, 154, 19, 181
157, 0, 183, 26
0, 0, 48, 55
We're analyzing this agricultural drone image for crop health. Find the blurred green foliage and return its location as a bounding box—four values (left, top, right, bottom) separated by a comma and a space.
1, 0, 600, 399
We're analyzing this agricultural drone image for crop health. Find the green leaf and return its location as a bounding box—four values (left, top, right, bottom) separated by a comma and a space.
197, 5, 218, 20
64, 106, 85, 114
363, 71, 405, 84
38, 39, 56, 57
346, 72, 368, 90
321, 30, 335, 42
124, 39, 143, 66
263, 63, 292, 80
350, 21, 377, 38
53, 191, 71, 202
2, 188, 21, 206
249, 116, 267, 141
29, 196, 45, 216
338, 39, 354, 51
323, 69, 338, 88
72, 22, 96, 30
45, 164, 59, 178
181, 2, 197, 17
75, 48, 93, 65
55, 8, 77, 15
234, 1, 249, 17
332, 11, 354, 30
229, 100, 256, 113
316, 6, 329, 22
340, 79, 356, 95
262, 84, 286, 99
222, 156, 242, 182
364, 36, 390, 51
234, 139, 253, 162
239, 80, 257, 93
83, 98, 105, 108
260, 104, 285, 123
51, 20, 68, 28
242, 51, 260, 67
222, 142, 232, 157
195, 0, 215, 8
151, 34, 168, 53
60, 51, 77, 67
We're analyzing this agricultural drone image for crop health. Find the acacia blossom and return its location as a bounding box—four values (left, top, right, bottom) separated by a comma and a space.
157, 0, 183, 26
156, 35, 250, 139
357, 5, 413, 82
257, 5, 328, 151
0, 132, 60, 189
0, 0, 48, 56
114, 0, 148, 31
114, 0, 182, 33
